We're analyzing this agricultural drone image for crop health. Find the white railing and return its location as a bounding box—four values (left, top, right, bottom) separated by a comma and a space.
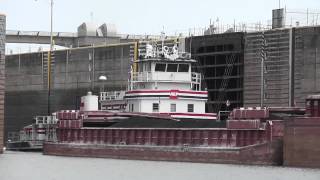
131, 72, 192, 82
129, 71, 203, 91
35, 115, 57, 125
131, 72, 153, 82
100, 91, 126, 101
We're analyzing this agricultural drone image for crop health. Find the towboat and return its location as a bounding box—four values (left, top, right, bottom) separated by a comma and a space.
6, 115, 57, 151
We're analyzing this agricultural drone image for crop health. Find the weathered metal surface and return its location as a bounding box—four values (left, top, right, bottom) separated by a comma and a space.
270, 120, 284, 138
57, 110, 80, 120
227, 120, 261, 129
56, 127, 269, 148
43, 140, 283, 166
53, 109, 283, 152
59, 120, 82, 129
306, 98, 320, 117
284, 117, 320, 168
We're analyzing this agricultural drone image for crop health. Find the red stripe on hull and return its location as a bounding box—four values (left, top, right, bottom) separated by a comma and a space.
127, 90, 207, 95
160, 112, 216, 117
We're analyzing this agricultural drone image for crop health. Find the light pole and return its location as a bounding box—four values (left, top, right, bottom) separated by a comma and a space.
98, 75, 107, 109
48, 0, 54, 115
98, 75, 107, 92
34, 0, 54, 114
40, 0, 54, 114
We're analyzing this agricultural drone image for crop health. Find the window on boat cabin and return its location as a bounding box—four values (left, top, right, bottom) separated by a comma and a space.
137, 62, 143, 72
128, 104, 134, 112
142, 62, 151, 72
152, 103, 159, 112
187, 104, 194, 112
155, 63, 166, 72
166, 64, 178, 72
178, 64, 189, 72
170, 103, 176, 112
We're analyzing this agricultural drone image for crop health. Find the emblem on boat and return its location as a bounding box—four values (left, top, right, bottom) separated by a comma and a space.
170, 90, 178, 99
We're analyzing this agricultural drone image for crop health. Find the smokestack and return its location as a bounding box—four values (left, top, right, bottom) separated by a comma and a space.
272, 8, 285, 29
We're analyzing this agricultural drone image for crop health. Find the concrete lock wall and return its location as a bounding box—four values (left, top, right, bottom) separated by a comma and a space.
244, 26, 320, 107
0, 14, 5, 153
5, 43, 133, 141
293, 27, 320, 106
244, 29, 291, 107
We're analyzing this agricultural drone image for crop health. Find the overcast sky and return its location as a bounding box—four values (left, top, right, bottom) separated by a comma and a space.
1, 0, 320, 53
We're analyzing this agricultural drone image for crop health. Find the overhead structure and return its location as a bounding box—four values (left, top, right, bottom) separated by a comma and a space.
6, 22, 121, 47
5, 22, 177, 48
77, 22, 98, 37
97, 23, 117, 37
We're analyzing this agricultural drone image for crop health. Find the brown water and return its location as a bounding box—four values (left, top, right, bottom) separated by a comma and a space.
0, 151, 319, 180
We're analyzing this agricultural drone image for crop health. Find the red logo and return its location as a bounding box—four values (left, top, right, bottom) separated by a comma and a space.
170, 90, 178, 99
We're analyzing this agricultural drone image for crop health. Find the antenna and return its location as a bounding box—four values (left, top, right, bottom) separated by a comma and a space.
161, 26, 165, 54
90, 12, 94, 23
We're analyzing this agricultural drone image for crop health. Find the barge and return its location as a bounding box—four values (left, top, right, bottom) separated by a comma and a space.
44, 106, 289, 165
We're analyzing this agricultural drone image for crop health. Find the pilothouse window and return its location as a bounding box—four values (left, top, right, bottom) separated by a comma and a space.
167, 64, 178, 72
155, 63, 166, 72
178, 64, 189, 72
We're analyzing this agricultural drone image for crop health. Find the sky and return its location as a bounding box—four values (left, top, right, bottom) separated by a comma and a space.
1, 0, 320, 53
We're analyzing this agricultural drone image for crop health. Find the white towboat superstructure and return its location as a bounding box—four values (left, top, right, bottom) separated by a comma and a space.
122, 41, 216, 120
7, 115, 58, 150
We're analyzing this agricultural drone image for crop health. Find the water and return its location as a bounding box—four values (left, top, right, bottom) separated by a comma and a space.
0, 151, 319, 180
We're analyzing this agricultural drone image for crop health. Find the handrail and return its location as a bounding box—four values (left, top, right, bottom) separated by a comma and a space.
100, 91, 126, 101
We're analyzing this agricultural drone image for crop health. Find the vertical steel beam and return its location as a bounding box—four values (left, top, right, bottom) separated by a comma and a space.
289, 28, 295, 106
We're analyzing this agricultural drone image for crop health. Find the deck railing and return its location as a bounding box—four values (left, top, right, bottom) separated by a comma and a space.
100, 91, 126, 101
129, 71, 202, 90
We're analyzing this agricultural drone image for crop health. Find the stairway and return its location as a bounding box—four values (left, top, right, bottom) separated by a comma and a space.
213, 54, 236, 112
43, 51, 55, 89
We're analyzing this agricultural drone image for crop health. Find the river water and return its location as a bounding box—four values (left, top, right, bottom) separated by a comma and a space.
0, 151, 319, 180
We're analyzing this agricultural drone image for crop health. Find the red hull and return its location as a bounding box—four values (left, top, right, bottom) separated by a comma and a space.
44, 140, 283, 165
